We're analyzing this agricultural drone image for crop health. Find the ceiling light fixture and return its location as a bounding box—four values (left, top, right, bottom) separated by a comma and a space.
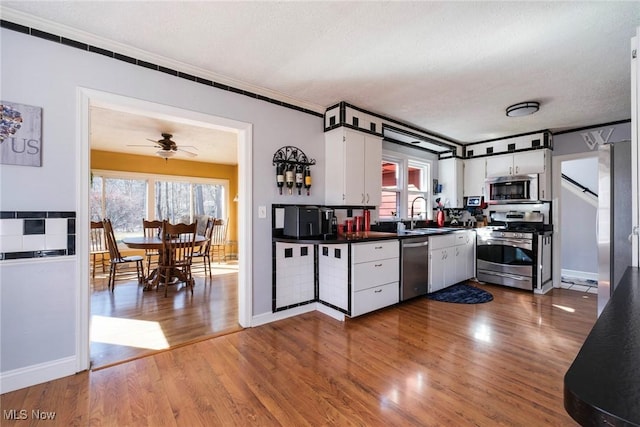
156, 150, 176, 159
506, 101, 540, 117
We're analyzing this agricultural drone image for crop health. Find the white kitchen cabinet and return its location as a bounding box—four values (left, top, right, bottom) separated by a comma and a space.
274, 242, 315, 310
485, 150, 548, 178
438, 157, 464, 208
319, 240, 399, 317
325, 128, 382, 206
428, 231, 476, 293
318, 243, 349, 312
350, 240, 399, 317
453, 231, 476, 283
463, 157, 486, 197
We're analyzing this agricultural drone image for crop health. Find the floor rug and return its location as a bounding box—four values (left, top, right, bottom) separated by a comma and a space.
426, 283, 493, 304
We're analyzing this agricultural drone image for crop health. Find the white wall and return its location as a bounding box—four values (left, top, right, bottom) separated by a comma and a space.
0, 28, 324, 391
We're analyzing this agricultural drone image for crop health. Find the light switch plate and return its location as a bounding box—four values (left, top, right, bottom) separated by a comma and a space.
258, 205, 267, 219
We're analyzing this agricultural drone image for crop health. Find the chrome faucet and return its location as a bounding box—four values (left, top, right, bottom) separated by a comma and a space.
410, 196, 427, 230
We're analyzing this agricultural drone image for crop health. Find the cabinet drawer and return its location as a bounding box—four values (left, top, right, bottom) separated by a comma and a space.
351, 282, 399, 317
453, 232, 468, 245
352, 259, 399, 291
352, 240, 399, 263
429, 234, 456, 250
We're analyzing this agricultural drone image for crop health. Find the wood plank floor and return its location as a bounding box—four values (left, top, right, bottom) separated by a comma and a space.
1, 283, 596, 426
90, 261, 241, 369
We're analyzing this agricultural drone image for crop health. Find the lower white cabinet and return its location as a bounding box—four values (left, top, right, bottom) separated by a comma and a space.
274, 242, 315, 310
318, 240, 399, 317
428, 231, 476, 293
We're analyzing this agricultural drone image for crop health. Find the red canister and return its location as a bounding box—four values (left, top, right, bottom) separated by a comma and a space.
345, 218, 354, 233
363, 209, 371, 231
355, 216, 362, 232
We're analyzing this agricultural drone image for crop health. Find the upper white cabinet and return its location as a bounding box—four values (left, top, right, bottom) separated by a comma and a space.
325, 128, 382, 206
485, 150, 548, 178
463, 157, 486, 197
437, 157, 464, 208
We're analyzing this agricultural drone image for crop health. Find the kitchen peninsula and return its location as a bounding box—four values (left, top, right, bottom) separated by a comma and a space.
272, 204, 477, 318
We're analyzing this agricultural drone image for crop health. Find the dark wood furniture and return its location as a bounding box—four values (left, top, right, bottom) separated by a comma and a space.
192, 217, 214, 278
564, 267, 640, 426
142, 219, 163, 279
102, 219, 144, 292
122, 232, 206, 294
156, 221, 198, 296
89, 221, 109, 278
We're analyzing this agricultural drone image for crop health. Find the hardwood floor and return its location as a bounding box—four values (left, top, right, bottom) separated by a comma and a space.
90, 262, 241, 369
1, 283, 596, 426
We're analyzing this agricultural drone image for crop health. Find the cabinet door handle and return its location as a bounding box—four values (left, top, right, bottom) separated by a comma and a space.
374, 246, 383, 249
366, 193, 370, 204
509, 166, 513, 175
374, 263, 382, 267
515, 165, 519, 174
374, 289, 382, 293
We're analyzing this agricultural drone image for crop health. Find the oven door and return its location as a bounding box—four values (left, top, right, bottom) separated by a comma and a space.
476, 235, 534, 290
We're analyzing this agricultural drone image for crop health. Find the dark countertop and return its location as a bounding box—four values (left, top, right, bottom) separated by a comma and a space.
564, 267, 640, 426
272, 227, 474, 244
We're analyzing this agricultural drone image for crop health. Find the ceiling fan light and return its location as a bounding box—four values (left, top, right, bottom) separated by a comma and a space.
156, 150, 176, 159
506, 101, 540, 117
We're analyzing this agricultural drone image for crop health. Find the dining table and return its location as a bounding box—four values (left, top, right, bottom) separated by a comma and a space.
122, 234, 207, 291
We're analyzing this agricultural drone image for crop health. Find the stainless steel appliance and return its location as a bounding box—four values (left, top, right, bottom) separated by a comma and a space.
597, 140, 636, 315
476, 207, 552, 293
486, 175, 539, 204
283, 206, 334, 238
400, 236, 429, 300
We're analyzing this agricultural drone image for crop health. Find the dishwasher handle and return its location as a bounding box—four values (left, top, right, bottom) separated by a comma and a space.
403, 241, 429, 248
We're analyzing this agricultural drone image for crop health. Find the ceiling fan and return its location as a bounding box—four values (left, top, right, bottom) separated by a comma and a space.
128, 133, 198, 159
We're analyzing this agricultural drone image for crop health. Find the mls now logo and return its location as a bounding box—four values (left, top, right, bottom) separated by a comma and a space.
580, 128, 614, 150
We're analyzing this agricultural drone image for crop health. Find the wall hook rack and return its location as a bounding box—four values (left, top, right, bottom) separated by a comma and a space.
272, 146, 315, 195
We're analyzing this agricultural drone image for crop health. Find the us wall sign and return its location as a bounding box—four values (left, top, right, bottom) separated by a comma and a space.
1, 101, 42, 167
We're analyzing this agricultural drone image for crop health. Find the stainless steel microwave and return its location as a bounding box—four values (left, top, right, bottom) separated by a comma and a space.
485, 175, 539, 204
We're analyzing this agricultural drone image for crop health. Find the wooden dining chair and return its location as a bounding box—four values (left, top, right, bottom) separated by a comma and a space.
90, 221, 109, 278
210, 218, 228, 263
155, 221, 198, 297
102, 218, 144, 292
192, 217, 214, 278
142, 219, 163, 279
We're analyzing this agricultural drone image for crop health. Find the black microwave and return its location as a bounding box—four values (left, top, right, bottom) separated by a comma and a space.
485, 175, 539, 203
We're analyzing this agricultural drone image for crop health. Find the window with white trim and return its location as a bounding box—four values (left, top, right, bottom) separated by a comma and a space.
91, 170, 227, 241
380, 155, 431, 221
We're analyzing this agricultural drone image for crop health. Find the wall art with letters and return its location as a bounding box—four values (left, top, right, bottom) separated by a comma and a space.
1, 101, 42, 167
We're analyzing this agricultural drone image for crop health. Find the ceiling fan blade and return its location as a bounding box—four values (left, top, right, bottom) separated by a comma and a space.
177, 148, 198, 157
146, 138, 160, 143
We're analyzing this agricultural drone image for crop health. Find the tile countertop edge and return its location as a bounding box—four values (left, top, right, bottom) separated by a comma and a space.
272, 228, 473, 244
563, 266, 640, 427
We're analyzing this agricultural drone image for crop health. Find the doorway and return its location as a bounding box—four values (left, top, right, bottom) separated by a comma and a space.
77, 89, 253, 372
557, 155, 598, 293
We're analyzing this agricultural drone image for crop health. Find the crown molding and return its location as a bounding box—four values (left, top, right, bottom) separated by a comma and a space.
0, 7, 326, 115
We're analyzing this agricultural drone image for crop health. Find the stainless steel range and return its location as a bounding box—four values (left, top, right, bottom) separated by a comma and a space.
476, 206, 553, 294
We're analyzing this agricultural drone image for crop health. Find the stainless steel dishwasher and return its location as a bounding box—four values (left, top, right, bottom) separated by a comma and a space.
400, 236, 430, 300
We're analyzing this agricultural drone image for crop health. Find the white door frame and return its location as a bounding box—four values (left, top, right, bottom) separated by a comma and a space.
551, 151, 598, 289
75, 88, 253, 371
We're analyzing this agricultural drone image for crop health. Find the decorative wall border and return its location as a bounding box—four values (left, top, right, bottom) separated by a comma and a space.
0, 211, 76, 260
0, 19, 324, 119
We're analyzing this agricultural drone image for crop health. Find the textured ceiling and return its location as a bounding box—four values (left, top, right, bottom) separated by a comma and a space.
2, 1, 639, 151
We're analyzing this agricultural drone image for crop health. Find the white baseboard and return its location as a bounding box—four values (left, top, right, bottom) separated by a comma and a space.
315, 303, 346, 321
561, 269, 598, 282
251, 303, 317, 327
0, 356, 78, 394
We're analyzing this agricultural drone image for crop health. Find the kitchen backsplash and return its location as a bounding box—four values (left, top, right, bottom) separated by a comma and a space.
0, 211, 76, 260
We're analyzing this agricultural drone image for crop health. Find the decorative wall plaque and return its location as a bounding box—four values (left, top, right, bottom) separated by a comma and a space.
1, 101, 42, 167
